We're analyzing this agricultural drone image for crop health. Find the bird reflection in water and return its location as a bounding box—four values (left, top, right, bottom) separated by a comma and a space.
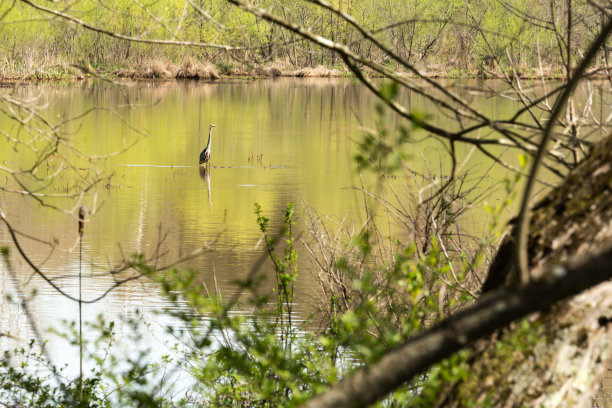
199, 167, 212, 206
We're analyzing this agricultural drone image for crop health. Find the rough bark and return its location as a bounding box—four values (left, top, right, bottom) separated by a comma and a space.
300, 246, 612, 408
483, 133, 612, 292
447, 132, 612, 407
300, 133, 612, 408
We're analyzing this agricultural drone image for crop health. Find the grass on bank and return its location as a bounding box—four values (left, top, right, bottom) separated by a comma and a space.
0, 0, 600, 81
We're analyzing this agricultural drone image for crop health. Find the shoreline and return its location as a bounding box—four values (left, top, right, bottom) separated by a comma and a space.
0, 58, 603, 83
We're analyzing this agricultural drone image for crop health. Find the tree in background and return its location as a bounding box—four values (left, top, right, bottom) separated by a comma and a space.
0, 0, 612, 407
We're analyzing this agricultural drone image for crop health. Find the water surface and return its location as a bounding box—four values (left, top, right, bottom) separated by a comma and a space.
0, 77, 605, 372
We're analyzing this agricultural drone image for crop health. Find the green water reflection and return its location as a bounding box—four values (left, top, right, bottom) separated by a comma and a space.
2, 77, 605, 332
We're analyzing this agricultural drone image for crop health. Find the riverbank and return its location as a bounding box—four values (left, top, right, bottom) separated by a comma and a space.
0, 56, 583, 82
0, 57, 347, 81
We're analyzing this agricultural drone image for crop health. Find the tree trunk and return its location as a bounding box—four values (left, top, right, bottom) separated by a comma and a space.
444, 132, 612, 407
300, 133, 612, 408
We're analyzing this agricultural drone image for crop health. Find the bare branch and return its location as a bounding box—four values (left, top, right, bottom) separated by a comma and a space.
301, 245, 612, 408
515, 16, 612, 285
18, 0, 239, 50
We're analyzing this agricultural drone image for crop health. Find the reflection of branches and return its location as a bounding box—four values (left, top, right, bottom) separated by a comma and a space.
0, 213, 211, 304
0, 91, 145, 217
226, 0, 609, 180
160, 229, 284, 387
1, 242, 61, 388
1, 212, 137, 303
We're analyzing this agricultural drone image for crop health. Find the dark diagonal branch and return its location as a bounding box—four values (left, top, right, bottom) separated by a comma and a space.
303, 0, 480, 119
1, 213, 144, 304
515, 15, 612, 285
225, 0, 493, 126
300, 245, 612, 408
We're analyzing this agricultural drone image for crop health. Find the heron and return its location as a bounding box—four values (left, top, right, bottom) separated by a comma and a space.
199, 124, 216, 168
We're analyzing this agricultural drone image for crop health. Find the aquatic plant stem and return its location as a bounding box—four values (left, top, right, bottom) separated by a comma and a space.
78, 205, 88, 404
79, 234, 83, 403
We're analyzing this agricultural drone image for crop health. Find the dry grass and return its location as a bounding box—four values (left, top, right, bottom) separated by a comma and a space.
293, 65, 343, 77
0, 52, 577, 81
249, 58, 289, 77
116, 57, 219, 80
0, 44, 84, 81
301, 167, 492, 334
176, 58, 220, 80
251, 66, 282, 77
228, 66, 249, 76
247, 59, 345, 78
116, 58, 177, 79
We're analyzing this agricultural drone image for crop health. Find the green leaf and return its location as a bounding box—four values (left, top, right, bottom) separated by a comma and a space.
380, 81, 398, 101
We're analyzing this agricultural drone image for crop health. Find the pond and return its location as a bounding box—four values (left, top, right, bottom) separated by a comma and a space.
0, 77, 604, 374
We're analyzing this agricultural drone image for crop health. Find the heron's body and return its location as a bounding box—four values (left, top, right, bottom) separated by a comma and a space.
199, 149, 210, 165
199, 124, 215, 167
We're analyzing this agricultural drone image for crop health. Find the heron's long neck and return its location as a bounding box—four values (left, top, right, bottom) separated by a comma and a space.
206, 127, 213, 149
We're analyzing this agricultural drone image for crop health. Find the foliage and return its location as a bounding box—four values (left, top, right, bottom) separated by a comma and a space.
1, 0, 604, 405
0, 81, 524, 405
0, 180, 500, 407
0, 0, 603, 76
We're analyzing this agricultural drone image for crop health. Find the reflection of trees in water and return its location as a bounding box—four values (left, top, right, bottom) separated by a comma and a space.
0, 0, 611, 406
